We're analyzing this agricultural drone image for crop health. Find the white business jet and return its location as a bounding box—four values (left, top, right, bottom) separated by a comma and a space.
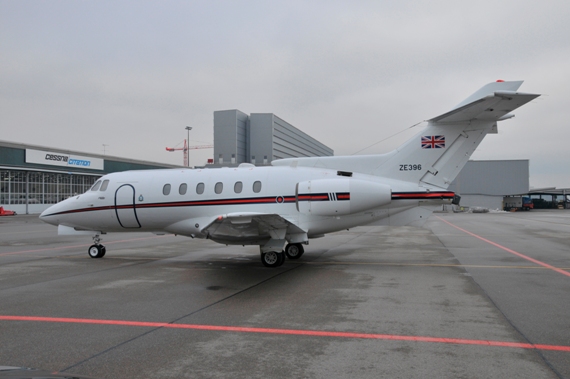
40, 81, 539, 267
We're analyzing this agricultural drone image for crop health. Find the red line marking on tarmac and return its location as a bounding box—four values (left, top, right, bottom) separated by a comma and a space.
436, 216, 570, 278
2, 315, 569, 352
0, 235, 171, 257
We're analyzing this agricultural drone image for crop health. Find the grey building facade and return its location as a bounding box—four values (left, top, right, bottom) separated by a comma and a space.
213, 110, 333, 166
448, 159, 530, 209
213, 110, 249, 165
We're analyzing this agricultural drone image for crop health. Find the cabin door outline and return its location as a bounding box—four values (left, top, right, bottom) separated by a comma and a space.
115, 184, 141, 228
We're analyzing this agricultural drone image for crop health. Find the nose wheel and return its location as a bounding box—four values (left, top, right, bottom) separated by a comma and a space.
88, 244, 106, 258
88, 234, 106, 258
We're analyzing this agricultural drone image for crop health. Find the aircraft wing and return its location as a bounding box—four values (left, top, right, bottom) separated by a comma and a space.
201, 212, 307, 244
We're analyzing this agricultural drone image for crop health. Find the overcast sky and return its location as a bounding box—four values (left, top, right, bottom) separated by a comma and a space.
1, 0, 568, 188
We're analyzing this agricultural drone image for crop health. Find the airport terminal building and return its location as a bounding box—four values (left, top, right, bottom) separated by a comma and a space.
0, 140, 180, 214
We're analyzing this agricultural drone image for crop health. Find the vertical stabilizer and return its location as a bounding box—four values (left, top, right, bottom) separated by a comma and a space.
272, 81, 539, 189
370, 81, 539, 188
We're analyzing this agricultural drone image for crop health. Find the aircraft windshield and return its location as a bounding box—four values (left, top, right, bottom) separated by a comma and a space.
90, 180, 102, 191
100, 180, 110, 191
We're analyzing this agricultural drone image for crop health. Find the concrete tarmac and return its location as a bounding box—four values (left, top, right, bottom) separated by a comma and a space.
0, 211, 568, 378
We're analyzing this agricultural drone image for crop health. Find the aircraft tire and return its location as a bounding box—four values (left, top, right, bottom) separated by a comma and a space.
261, 251, 285, 267
88, 244, 105, 258
285, 243, 304, 259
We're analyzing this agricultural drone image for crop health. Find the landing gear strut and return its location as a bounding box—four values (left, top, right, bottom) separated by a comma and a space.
261, 251, 285, 268
88, 234, 106, 258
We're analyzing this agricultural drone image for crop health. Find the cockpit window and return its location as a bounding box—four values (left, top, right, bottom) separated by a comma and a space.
100, 180, 110, 191
90, 180, 102, 191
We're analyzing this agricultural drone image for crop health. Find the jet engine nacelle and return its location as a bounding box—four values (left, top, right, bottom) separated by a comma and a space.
296, 178, 392, 216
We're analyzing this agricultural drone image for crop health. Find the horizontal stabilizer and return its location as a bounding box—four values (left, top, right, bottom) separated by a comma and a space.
452, 80, 523, 109
430, 91, 539, 123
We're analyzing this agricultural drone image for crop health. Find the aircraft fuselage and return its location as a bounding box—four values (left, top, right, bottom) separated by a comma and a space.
40, 165, 452, 242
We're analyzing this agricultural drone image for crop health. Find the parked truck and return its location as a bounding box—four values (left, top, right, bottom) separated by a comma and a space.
503, 196, 533, 211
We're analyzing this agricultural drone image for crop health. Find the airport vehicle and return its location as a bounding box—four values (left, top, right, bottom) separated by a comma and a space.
503, 196, 534, 211
40, 81, 539, 267
0, 207, 16, 216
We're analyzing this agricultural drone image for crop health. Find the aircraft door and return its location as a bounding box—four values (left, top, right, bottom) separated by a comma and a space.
115, 184, 141, 228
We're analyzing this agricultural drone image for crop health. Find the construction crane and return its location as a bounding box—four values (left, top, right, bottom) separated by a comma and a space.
165, 139, 213, 167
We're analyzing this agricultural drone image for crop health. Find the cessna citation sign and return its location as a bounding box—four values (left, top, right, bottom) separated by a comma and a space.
26, 149, 104, 170
40, 81, 540, 267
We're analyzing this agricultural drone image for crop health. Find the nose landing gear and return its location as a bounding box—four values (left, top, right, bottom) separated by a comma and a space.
88, 234, 106, 258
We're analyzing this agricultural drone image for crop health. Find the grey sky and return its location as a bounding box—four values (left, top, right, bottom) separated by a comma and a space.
1, 0, 569, 188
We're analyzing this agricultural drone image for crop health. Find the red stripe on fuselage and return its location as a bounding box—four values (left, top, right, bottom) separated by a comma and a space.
392, 192, 455, 200
42, 191, 451, 217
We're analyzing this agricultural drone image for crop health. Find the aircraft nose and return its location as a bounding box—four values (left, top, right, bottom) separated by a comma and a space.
39, 205, 59, 226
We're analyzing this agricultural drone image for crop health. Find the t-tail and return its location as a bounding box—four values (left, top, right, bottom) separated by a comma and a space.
272, 80, 540, 189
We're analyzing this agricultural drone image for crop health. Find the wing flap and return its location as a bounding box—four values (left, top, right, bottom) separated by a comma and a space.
202, 212, 307, 244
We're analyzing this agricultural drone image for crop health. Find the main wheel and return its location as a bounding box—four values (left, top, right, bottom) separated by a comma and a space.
88, 244, 105, 258
261, 251, 285, 267
285, 243, 304, 259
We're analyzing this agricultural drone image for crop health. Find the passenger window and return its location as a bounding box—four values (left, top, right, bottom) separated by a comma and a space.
100, 180, 110, 191
215, 182, 223, 194
179, 183, 187, 195
253, 181, 262, 193
234, 181, 243, 193
196, 182, 205, 194
91, 180, 102, 191
163, 184, 171, 195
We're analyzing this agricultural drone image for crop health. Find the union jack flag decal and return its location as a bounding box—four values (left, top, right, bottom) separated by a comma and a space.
421, 135, 445, 149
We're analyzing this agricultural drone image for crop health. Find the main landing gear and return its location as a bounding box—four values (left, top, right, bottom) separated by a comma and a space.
88, 234, 106, 258
260, 243, 305, 267
284, 243, 304, 260
261, 251, 285, 268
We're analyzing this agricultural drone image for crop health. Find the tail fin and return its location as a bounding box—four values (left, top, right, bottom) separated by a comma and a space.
272, 81, 539, 189
379, 80, 539, 188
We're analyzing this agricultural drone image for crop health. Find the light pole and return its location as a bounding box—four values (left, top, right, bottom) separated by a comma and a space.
185, 126, 192, 167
